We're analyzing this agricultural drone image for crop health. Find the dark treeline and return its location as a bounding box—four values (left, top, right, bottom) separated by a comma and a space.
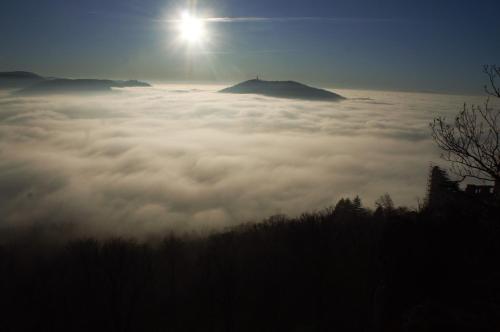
0, 197, 499, 332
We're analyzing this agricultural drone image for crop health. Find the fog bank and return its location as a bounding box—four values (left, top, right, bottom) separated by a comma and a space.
0, 86, 486, 236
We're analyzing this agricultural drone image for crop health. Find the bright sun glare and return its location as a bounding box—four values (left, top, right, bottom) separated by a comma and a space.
178, 11, 206, 44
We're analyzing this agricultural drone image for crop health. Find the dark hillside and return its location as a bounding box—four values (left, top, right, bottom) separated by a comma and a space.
0, 197, 498, 331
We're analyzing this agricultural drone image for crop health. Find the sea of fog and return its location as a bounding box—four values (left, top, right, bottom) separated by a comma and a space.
0, 85, 490, 236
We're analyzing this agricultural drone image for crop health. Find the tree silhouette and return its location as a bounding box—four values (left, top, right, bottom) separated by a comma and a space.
484, 65, 500, 98
375, 193, 395, 212
430, 65, 500, 192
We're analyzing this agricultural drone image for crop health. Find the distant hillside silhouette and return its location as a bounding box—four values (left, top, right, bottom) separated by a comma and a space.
220, 79, 345, 101
0, 71, 151, 94
0, 71, 43, 79
0, 71, 45, 88
18, 78, 151, 95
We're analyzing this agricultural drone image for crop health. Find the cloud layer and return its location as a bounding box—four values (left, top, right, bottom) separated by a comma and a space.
0, 86, 486, 237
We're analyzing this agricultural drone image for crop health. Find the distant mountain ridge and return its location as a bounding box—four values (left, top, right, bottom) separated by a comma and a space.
0, 71, 44, 79
18, 78, 151, 95
0, 71, 151, 94
0, 71, 45, 89
220, 79, 345, 101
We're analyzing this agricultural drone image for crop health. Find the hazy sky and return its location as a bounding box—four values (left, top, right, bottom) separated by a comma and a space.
1, 0, 499, 93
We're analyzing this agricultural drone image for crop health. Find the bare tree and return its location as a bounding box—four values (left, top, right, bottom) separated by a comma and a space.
430, 65, 500, 192
484, 65, 500, 98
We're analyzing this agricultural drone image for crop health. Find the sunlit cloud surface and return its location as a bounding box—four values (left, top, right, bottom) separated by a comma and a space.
0, 86, 486, 236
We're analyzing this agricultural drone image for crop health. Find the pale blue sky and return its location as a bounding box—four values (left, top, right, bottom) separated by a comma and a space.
1, 0, 499, 93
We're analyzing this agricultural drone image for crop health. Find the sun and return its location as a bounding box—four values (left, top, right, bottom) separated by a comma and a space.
178, 11, 206, 44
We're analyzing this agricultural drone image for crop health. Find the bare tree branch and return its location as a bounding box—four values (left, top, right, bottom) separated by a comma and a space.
430, 66, 500, 184
484, 65, 500, 98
